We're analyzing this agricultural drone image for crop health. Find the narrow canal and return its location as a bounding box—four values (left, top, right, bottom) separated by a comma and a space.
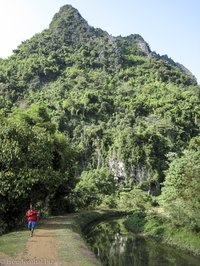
83, 218, 200, 266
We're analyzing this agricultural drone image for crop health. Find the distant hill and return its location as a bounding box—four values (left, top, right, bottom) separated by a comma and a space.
0, 5, 199, 227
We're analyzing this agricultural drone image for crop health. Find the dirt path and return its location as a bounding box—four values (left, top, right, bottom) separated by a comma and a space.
0, 215, 99, 266
17, 220, 59, 265
0, 218, 59, 266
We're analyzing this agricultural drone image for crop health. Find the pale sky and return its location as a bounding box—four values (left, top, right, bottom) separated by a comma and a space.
0, 0, 199, 83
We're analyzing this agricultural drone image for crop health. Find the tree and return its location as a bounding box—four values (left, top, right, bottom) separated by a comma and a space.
160, 149, 200, 231
74, 167, 116, 208
0, 105, 77, 232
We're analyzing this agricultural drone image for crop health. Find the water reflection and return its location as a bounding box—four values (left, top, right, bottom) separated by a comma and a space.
83, 218, 200, 266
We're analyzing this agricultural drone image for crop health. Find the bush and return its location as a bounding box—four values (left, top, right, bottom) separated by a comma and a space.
124, 211, 146, 232
144, 213, 165, 235
117, 188, 152, 210
100, 194, 118, 208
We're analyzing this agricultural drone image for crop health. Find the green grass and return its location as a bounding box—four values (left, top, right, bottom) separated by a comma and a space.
0, 229, 28, 257
161, 226, 200, 256
74, 209, 130, 232
53, 214, 101, 266
55, 210, 129, 266
123, 209, 200, 256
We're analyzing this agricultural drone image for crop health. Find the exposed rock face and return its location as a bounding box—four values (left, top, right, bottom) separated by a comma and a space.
136, 38, 152, 56
108, 159, 126, 182
134, 164, 152, 184
108, 158, 152, 185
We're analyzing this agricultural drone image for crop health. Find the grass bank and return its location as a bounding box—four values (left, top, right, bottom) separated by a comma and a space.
124, 209, 200, 257
56, 209, 130, 265
74, 209, 129, 232
50, 214, 100, 266
0, 229, 28, 257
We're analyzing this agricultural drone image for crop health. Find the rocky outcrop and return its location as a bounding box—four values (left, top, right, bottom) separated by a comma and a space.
108, 158, 152, 185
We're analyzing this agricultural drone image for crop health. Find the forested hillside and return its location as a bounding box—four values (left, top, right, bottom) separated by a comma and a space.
0, 5, 199, 236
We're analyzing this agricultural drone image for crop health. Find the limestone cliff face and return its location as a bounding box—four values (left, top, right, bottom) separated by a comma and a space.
108, 158, 152, 184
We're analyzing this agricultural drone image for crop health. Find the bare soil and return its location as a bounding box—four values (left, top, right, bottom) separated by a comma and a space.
0, 216, 99, 266
18, 221, 59, 265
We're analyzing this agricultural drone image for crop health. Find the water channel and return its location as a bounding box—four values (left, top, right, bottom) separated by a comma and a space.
83, 217, 200, 266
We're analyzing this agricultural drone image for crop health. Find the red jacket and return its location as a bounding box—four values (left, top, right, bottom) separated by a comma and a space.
26, 209, 38, 222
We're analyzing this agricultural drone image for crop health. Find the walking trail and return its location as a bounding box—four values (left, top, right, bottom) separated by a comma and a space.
0, 215, 100, 266
17, 217, 58, 266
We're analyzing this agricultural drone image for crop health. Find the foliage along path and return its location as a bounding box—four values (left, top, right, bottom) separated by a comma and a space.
0, 215, 100, 266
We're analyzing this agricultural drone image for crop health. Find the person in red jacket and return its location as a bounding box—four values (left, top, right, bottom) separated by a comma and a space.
26, 204, 38, 237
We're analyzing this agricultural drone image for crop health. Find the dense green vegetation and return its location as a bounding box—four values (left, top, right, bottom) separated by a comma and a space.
0, 4, 199, 252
